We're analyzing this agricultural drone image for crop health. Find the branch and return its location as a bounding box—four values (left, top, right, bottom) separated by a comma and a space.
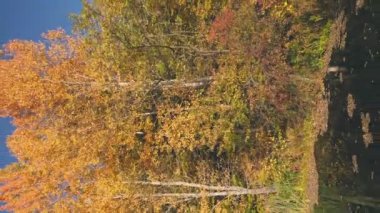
327, 66, 348, 73
124, 181, 248, 191
138, 104, 233, 117
115, 77, 213, 89
113, 187, 276, 200
157, 76, 213, 89
125, 44, 230, 56
42, 76, 214, 89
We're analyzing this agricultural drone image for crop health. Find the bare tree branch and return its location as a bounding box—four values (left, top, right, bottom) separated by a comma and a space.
113, 187, 276, 200
115, 181, 276, 200
43, 76, 214, 89
124, 181, 248, 191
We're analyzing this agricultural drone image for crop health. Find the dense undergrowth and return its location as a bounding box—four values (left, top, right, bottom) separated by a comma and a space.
0, 0, 338, 212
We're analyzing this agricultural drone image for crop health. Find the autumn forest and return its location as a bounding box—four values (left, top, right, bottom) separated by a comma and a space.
0, 0, 342, 212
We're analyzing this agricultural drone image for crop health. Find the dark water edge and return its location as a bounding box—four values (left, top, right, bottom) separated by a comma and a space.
315, 0, 380, 212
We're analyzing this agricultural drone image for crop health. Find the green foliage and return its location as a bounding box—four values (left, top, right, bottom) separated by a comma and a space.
288, 18, 332, 72
269, 171, 309, 212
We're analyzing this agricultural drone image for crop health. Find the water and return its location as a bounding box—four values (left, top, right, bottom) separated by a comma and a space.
316, 1, 380, 212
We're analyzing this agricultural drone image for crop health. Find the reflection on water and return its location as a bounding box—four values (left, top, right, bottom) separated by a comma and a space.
316, 0, 380, 212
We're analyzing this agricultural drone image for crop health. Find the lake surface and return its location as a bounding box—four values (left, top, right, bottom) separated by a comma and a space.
316, 0, 380, 212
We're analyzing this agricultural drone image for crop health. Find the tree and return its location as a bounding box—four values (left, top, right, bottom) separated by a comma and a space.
0, 0, 330, 211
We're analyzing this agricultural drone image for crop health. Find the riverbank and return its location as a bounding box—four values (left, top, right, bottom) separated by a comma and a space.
261, 3, 349, 211
307, 9, 349, 209
271, 2, 353, 212
314, 0, 380, 211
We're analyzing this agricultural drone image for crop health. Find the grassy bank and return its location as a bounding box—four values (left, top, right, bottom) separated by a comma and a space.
265, 7, 347, 212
